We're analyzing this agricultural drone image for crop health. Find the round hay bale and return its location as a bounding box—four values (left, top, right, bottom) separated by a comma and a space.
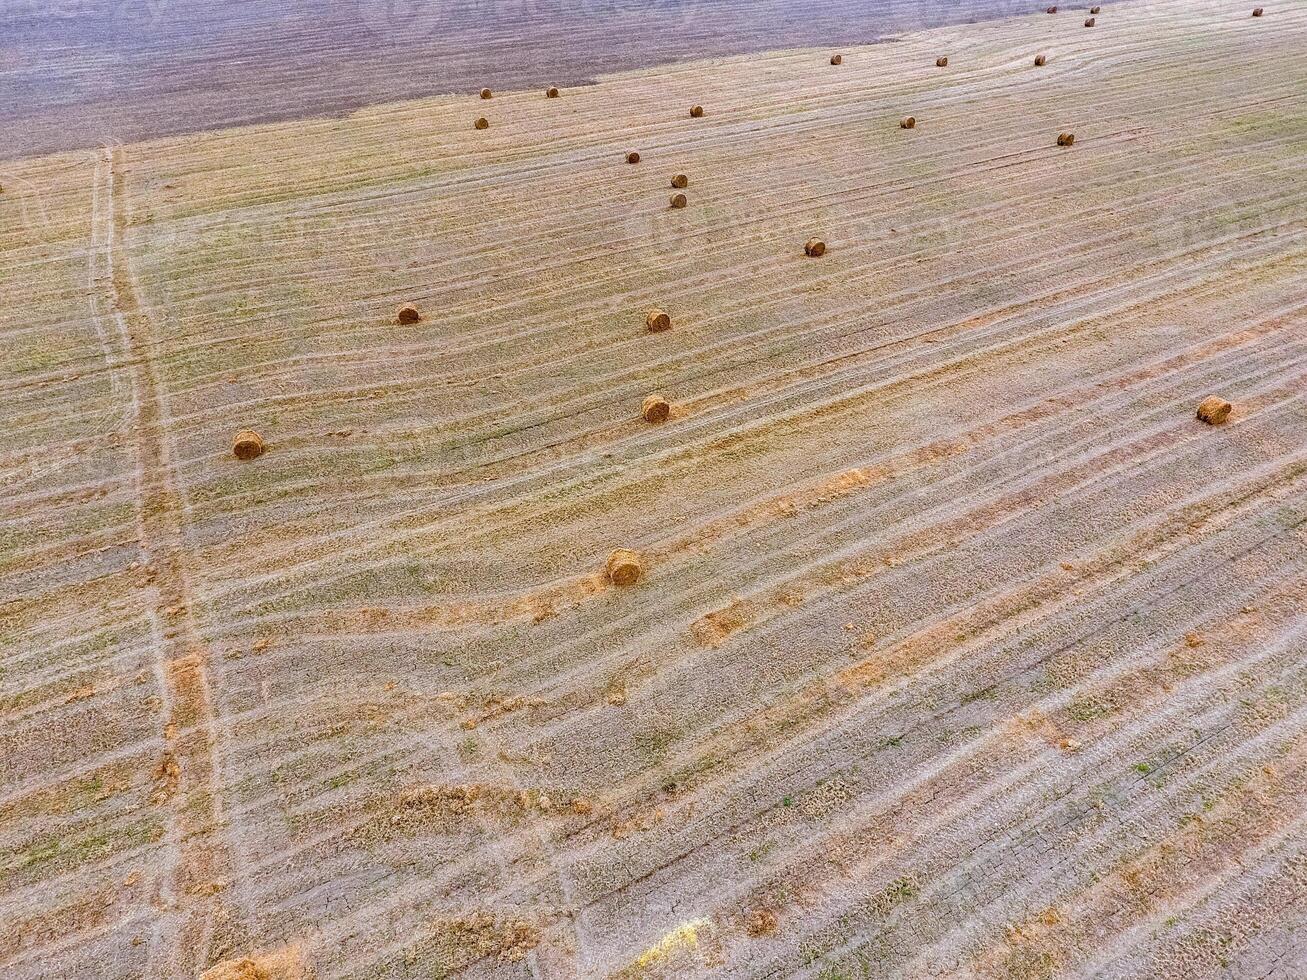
642, 394, 671, 423
546, 86, 560, 98
474, 117, 489, 130
480, 88, 493, 99
1057, 132, 1076, 146
1196, 396, 1233, 425
1034, 54, 1047, 66
936, 56, 949, 67
690, 105, 704, 118
671, 174, 688, 189
804, 238, 826, 258
1252, 6, 1264, 14
669, 193, 687, 209
626, 151, 641, 164
900, 115, 916, 129
232, 430, 265, 461
645, 308, 672, 333
1084, 16, 1095, 26
830, 54, 843, 65
607, 548, 643, 587
396, 303, 422, 325
1090, 5, 1100, 12
1046, 5, 1058, 12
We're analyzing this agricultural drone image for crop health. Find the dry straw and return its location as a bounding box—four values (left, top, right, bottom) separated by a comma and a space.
396, 303, 422, 325
607, 549, 643, 587
646, 308, 672, 332
1057, 132, 1076, 146
669, 193, 687, 209
804, 238, 826, 257
642, 395, 671, 423
900, 115, 916, 129
690, 105, 704, 118
1197, 396, 1233, 425
480, 88, 492, 99
474, 117, 489, 129
546, 86, 560, 98
232, 430, 265, 461
671, 174, 689, 189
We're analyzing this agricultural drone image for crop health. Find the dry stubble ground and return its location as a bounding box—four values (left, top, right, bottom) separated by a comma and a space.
1, 1, 1306, 977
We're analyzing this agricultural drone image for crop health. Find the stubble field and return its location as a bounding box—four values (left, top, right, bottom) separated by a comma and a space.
1, 1, 1305, 977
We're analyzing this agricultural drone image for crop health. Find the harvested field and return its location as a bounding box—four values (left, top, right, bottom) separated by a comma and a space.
1, 1, 1306, 978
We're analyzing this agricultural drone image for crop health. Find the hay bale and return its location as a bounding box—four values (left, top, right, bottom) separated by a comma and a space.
1196, 396, 1233, 425
232, 430, 265, 461
1252, 6, 1264, 14
671, 174, 689, 189
396, 303, 422, 325
1046, 5, 1058, 12
669, 193, 687, 209
642, 394, 671, 423
690, 105, 704, 118
1084, 16, 1096, 26
1057, 132, 1076, 146
626, 151, 641, 164
645, 308, 672, 333
1090, 5, 1100, 12
804, 238, 826, 258
474, 117, 490, 130
1035, 54, 1047, 66
936, 56, 949, 67
480, 88, 493, 99
546, 86, 560, 98
607, 549, 643, 587
900, 115, 916, 129
830, 54, 843, 65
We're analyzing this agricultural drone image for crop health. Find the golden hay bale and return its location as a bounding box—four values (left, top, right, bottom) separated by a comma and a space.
1034, 54, 1047, 66
546, 86, 560, 98
607, 549, 644, 587
669, 193, 687, 209
646, 308, 672, 333
232, 430, 265, 461
396, 303, 422, 325
1084, 16, 1095, 26
900, 115, 916, 129
626, 151, 641, 164
1252, 6, 1264, 14
690, 105, 704, 118
830, 54, 843, 65
671, 174, 688, 189
1090, 5, 1100, 12
936, 56, 949, 67
474, 116, 489, 130
480, 88, 493, 99
1057, 132, 1076, 146
642, 394, 671, 423
1196, 396, 1233, 425
804, 238, 826, 257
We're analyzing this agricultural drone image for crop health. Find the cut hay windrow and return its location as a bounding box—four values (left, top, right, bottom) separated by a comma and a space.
645, 308, 672, 333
